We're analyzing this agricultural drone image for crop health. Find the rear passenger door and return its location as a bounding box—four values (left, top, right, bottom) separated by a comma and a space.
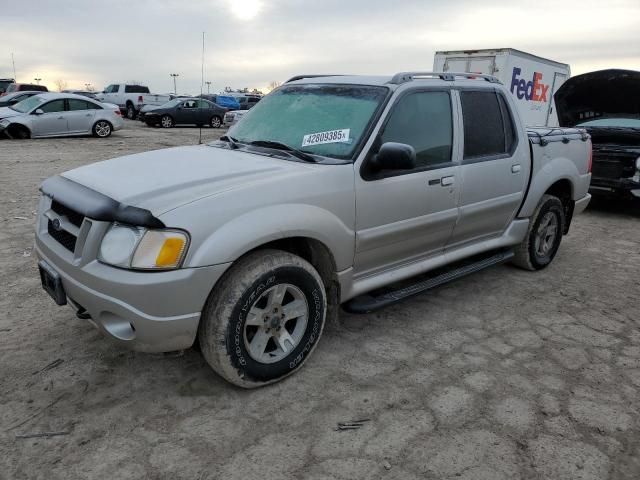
66, 99, 97, 133
447, 89, 529, 248
354, 89, 460, 276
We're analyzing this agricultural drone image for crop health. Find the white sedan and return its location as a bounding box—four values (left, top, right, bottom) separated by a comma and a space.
0, 93, 124, 139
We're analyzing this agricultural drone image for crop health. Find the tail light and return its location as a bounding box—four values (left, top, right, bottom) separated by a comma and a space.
587, 143, 593, 174
138, 95, 143, 103
114, 109, 122, 117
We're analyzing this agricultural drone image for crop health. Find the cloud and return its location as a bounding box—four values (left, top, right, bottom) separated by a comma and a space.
0, 0, 637, 93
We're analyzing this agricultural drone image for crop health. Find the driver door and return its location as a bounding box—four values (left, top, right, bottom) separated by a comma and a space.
354, 89, 461, 276
30, 99, 68, 137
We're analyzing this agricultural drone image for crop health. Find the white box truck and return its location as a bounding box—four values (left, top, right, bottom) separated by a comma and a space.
433, 48, 570, 126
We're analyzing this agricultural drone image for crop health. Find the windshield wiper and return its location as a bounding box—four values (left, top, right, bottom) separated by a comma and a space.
219, 135, 240, 149
249, 140, 317, 163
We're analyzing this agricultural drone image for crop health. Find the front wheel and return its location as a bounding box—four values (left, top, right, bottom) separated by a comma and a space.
199, 249, 327, 388
160, 115, 174, 128
512, 194, 565, 270
92, 120, 112, 138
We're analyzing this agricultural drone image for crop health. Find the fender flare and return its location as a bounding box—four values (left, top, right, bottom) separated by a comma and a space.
185, 204, 354, 271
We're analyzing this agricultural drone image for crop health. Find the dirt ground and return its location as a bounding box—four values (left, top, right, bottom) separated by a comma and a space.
1, 120, 639, 480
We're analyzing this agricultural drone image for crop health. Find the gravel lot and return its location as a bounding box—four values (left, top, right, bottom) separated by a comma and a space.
1, 120, 639, 480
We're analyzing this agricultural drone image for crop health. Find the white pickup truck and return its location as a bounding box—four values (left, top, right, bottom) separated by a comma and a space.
35, 72, 592, 388
95, 84, 171, 120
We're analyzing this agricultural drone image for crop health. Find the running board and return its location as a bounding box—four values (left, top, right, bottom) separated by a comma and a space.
343, 250, 514, 313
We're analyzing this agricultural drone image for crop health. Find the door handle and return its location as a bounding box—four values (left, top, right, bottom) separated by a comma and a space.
441, 176, 455, 186
57, 116, 64, 119
85, 113, 92, 117
511, 164, 521, 173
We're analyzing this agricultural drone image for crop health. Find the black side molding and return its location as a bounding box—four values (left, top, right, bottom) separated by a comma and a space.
40, 175, 165, 228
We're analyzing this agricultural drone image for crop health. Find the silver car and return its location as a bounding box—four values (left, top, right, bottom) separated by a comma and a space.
0, 93, 123, 139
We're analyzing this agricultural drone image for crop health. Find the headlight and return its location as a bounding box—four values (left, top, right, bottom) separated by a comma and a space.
98, 224, 189, 270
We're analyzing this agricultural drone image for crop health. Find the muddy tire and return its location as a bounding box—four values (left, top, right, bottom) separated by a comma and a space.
8, 124, 30, 139
512, 194, 565, 271
199, 249, 326, 388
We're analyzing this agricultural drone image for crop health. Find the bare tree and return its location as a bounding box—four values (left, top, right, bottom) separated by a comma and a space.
268, 80, 281, 92
54, 79, 68, 92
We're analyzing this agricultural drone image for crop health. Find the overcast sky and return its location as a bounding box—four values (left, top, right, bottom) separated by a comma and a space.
1, 0, 638, 94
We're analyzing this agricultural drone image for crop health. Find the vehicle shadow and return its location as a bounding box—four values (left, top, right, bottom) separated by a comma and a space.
587, 195, 640, 219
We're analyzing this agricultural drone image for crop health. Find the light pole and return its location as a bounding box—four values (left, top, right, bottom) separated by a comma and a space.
34, 77, 41, 85
85, 83, 92, 91
170, 73, 179, 94
205, 81, 212, 94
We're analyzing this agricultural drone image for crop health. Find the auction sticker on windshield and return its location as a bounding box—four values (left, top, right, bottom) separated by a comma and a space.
302, 129, 350, 147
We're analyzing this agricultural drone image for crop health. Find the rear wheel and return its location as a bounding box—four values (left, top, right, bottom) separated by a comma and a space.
161, 115, 174, 128
92, 120, 112, 138
126, 103, 137, 120
199, 249, 327, 388
512, 194, 565, 270
210, 115, 222, 128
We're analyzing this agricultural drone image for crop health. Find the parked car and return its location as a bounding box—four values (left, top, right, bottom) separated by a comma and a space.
0, 93, 123, 139
34, 72, 591, 387
2, 83, 48, 96
555, 69, 640, 199
95, 84, 171, 120
143, 98, 226, 128
0, 91, 42, 107
0, 78, 15, 94
223, 109, 247, 127
62, 90, 98, 100
199, 94, 241, 110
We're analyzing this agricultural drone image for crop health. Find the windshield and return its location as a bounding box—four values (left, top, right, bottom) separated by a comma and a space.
577, 117, 640, 128
10, 95, 46, 113
229, 84, 388, 160
160, 98, 183, 108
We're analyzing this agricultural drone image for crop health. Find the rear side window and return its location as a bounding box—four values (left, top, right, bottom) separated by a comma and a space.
124, 85, 150, 93
104, 85, 119, 93
380, 91, 453, 169
68, 99, 100, 110
460, 91, 515, 159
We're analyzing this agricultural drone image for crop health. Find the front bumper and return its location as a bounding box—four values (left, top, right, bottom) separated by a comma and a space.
35, 196, 230, 352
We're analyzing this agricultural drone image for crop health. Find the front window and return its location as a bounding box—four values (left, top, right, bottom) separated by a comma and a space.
10, 95, 46, 113
160, 98, 183, 108
230, 84, 388, 159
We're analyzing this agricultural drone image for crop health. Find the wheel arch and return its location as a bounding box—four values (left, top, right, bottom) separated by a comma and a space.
6, 122, 31, 139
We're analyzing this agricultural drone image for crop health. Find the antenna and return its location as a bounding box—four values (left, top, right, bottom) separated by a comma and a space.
198, 32, 205, 145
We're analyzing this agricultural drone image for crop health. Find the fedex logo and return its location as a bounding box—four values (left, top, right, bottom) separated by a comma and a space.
510, 67, 549, 102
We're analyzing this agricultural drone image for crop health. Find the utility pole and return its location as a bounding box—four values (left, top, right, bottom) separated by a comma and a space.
11, 53, 17, 81
170, 73, 179, 94
34, 78, 41, 85
205, 81, 211, 94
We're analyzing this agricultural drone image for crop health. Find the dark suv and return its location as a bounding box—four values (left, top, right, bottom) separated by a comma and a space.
0, 78, 15, 95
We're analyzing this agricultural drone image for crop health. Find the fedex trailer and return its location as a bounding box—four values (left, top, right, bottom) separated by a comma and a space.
433, 48, 570, 126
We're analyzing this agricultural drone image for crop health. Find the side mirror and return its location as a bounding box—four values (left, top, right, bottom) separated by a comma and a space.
33, 108, 44, 115
372, 142, 416, 171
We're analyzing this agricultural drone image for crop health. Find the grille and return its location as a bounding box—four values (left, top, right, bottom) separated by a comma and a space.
48, 219, 77, 252
592, 151, 637, 180
51, 200, 84, 228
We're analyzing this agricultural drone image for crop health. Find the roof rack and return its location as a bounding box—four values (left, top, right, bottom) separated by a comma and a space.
285, 74, 345, 83
388, 72, 502, 85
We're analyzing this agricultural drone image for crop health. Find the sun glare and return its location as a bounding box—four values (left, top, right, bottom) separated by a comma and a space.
227, 0, 262, 21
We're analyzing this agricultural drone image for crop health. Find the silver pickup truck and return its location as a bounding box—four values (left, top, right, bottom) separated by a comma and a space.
35, 72, 592, 387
